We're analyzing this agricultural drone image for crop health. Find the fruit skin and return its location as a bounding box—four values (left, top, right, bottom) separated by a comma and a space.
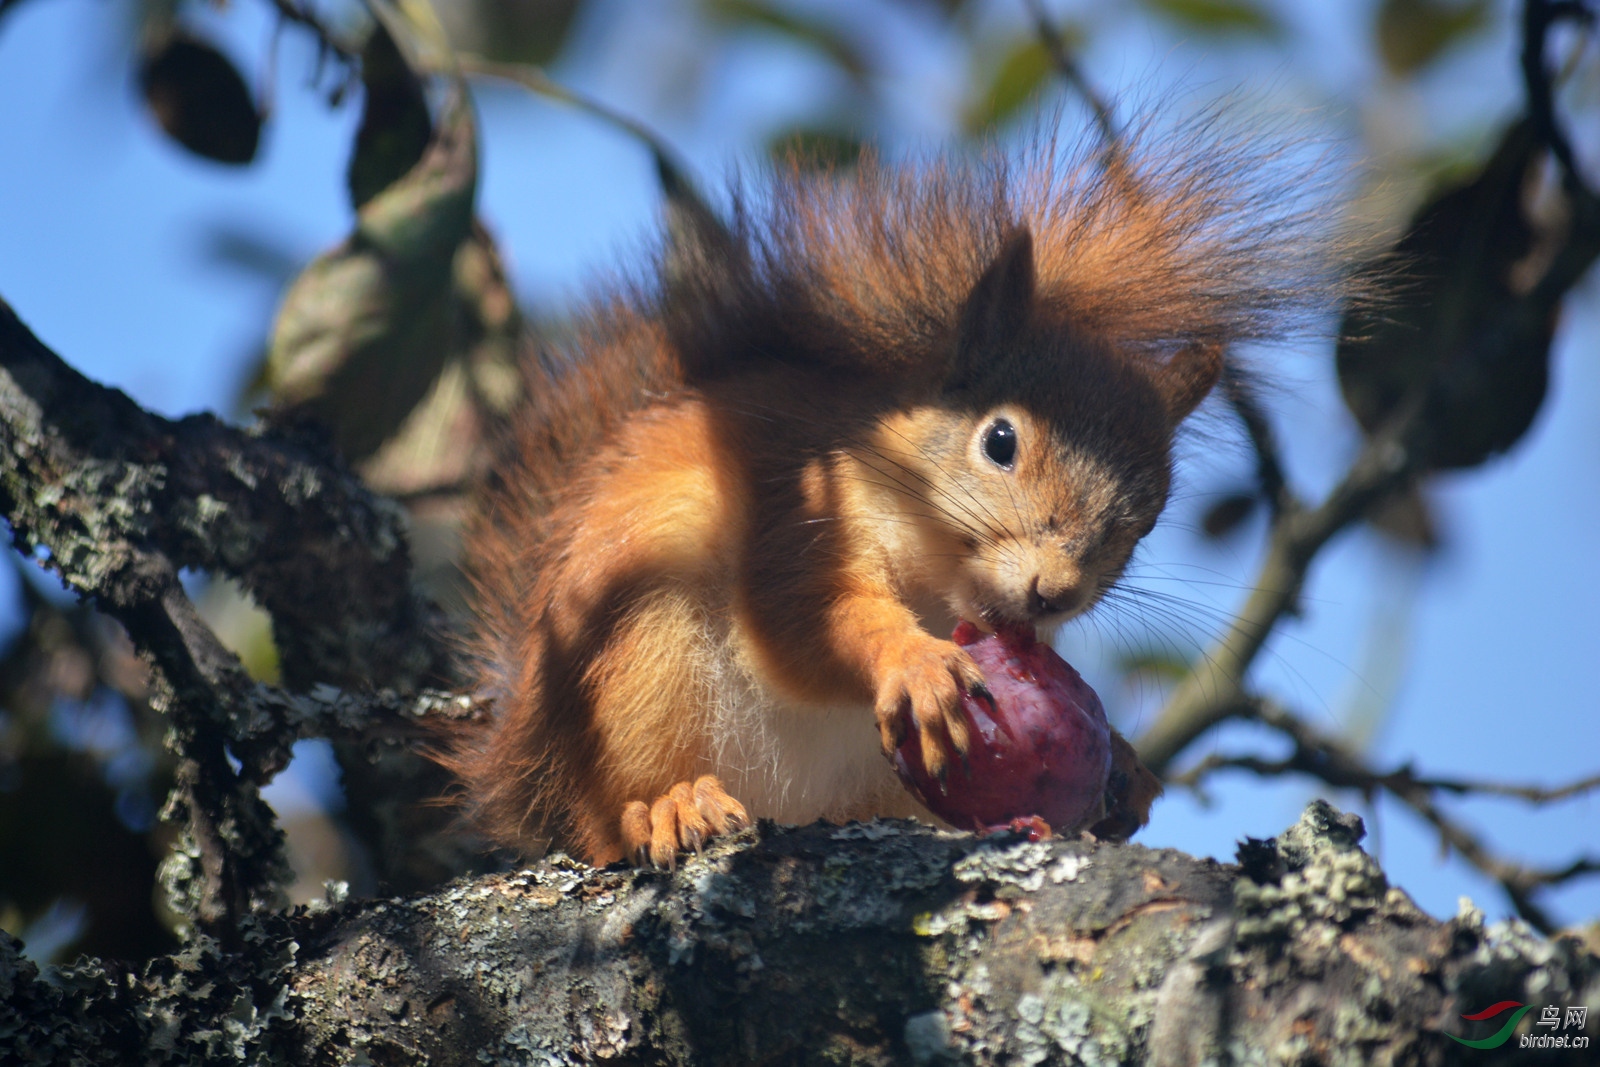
892, 622, 1112, 834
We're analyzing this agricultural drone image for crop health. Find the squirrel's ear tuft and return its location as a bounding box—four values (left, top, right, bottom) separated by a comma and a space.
954, 226, 1035, 371
1155, 343, 1224, 424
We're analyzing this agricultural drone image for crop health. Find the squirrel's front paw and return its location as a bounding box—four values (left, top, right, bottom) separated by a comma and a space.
873, 637, 986, 781
620, 775, 750, 869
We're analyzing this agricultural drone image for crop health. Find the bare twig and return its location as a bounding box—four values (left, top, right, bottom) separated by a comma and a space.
265, 0, 359, 61
1134, 402, 1422, 773
266, 684, 489, 742
1522, 0, 1597, 200
1023, 0, 1117, 144
1135, 0, 1600, 780
1218, 362, 1297, 520
1171, 695, 1600, 932
451, 53, 705, 206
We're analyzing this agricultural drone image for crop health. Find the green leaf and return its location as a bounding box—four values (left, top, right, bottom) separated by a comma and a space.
138, 32, 261, 165
706, 0, 870, 83
1375, 0, 1489, 78
1118, 649, 1194, 684
965, 39, 1053, 134
1138, 0, 1283, 38
266, 92, 479, 462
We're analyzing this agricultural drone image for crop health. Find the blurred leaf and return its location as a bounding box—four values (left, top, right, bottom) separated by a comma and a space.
201, 224, 302, 285
197, 579, 280, 686
373, 224, 523, 610
266, 91, 478, 462
965, 39, 1053, 134
0, 582, 173, 963
1138, 0, 1283, 38
1375, 0, 1489, 79
0, 752, 175, 962
366, 0, 459, 76
1118, 649, 1193, 684
138, 31, 261, 165
1337, 118, 1566, 471
1367, 483, 1442, 550
0, 0, 39, 26
348, 23, 434, 210
886, 0, 972, 14
706, 0, 871, 83
1199, 491, 1258, 540
767, 126, 865, 168
438, 0, 584, 65
357, 222, 525, 504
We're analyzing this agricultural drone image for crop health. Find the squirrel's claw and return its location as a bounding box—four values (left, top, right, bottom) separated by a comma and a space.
875, 636, 983, 782
621, 775, 750, 869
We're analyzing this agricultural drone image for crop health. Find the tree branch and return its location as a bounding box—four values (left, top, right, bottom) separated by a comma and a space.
0, 298, 449, 694
3, 807, 1595, 1065
1134, 407, 1421, 773
0, 297, 464, 931
1024, 0, 1117, 144
1218, 361, 1297, 520
1522, 0, 1597, 201
1170, 696, 1600, 933
1135, 0, 1600, 777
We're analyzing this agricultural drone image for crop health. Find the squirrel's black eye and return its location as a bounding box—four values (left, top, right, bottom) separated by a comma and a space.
981, 418, 1017, 469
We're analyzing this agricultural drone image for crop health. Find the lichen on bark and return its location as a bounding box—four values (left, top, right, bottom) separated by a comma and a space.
4, 803, 1595, 1065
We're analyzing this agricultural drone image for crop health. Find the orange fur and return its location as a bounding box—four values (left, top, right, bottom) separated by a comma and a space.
443, 113, 1358, 864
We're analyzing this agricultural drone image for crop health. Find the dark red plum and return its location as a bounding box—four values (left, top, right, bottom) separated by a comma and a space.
893, 621, 1112, 834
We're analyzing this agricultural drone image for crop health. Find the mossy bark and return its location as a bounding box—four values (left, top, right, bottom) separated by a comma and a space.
4, 804, 1595, 1066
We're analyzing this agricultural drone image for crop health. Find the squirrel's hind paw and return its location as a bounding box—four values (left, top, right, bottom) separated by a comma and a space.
621, 775, 750, 869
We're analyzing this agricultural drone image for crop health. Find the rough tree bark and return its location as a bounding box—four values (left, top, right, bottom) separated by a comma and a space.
3, 804, 1597, 1065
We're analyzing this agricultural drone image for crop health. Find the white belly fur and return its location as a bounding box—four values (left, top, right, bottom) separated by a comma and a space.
697, 623, 927, 825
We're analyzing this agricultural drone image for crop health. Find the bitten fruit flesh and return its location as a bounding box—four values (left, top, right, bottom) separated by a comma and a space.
893, 621, 1112, 834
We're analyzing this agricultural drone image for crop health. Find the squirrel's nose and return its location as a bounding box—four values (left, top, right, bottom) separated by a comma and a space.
1028, 574, 1087, 618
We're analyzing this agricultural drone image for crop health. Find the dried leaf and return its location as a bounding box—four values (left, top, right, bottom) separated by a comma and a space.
266, 92, 478, 462
348, 24, 434, 210
1337, 118, 1562, 471
1088, 728, 1163, 842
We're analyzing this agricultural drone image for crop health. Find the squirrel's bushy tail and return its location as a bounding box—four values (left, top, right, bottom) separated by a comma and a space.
657, 103, 1370, 383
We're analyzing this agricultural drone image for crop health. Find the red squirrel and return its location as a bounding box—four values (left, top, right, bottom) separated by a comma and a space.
444, 120, 1350, 867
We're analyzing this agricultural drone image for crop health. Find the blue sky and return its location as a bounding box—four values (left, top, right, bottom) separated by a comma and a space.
1, 0, 1595, 927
